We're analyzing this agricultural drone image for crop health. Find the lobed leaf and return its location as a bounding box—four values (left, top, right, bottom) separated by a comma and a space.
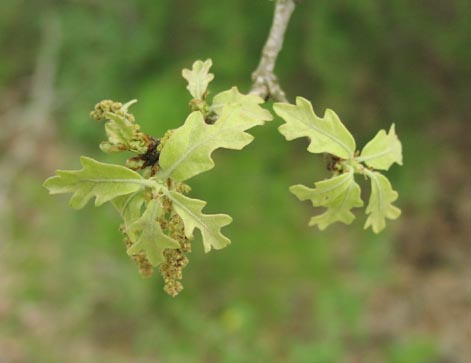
158, 101, 270, 181
359, 124, 403, 170
290, 171, 363, 230
167, 191, 232, 253
210, 86, 273, 122
43, 156, 151, 209
100, 109, 149, 154
364, 171, 401, 233
112, 192, 145, 228
127, 199, 180, 266
274, 97, 356, 159
182, 59, 214, 100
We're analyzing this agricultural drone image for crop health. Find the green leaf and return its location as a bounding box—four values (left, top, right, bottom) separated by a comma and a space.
112, 192, 145, 227
358, 124, 403, 170
364, 171, 401, 233
210, 86, 273, 122
43, 156, 153, 209
290, 171, 363, 230
127, 199, 180, 266
100, 107, 149, 154
274, 97, 356, 159
159, 102, 270, 181
167, 191, 232, 253
182, 59, 214, 100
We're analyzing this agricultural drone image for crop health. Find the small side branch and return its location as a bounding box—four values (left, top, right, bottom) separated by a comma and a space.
250, 0, 297, 103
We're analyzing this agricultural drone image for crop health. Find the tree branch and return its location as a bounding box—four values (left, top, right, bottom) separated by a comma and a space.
250, 0, 297, 103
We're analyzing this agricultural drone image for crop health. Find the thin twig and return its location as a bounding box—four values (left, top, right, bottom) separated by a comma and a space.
250, 0, 296, 102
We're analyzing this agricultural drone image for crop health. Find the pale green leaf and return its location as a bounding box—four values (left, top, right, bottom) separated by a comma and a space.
182, 59, 214, 100
43, 156, 152, 209
100, 112, 134, 151
290, 171, 363, 230
127, 199, 179, 266
159, 102, 270, 181
210, 86, 273, 122
274, 97, 356, 159
364, 171, 401, 233
359, 124, 403, 170
112, 192, 145, 227
167, 191, 232, 253
100, 109, 148, 154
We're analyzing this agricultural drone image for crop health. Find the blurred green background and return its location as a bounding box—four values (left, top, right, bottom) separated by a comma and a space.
1, 0, 470, 362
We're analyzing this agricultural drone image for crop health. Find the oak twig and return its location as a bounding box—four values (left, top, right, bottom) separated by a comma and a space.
250, 0, 297, 102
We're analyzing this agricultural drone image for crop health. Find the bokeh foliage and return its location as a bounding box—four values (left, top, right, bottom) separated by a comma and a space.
1, 0, 469, 362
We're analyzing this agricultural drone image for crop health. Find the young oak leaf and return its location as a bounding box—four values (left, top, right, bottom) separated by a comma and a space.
158, 102, 270, 182
43, 156, 153, 209
182, 59, 214, 100
274, 97, 356, 159
112, 192, 145, 228
167, 191, 232, 253
210, 86, 273, 123
127, 199, 180, 266
100, 104, 149, 154
290, 170, 363, 230
364, 171, 401, 233
358, 124, 403, 170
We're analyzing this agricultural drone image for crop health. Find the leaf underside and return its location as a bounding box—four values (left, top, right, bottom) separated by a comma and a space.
159, 98, 272, 181
274, 97, 356, 159
167, 191, 232, 253
211, 87, 273, 122
290, 171, 363, 230
102, 114, 147, 155
182, 59, 214, 100
364, 171, 401, 233
360, 124, 403, 170
43, 156, 145, 209
127, 199, 180, 266
112, 192, 145, 228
